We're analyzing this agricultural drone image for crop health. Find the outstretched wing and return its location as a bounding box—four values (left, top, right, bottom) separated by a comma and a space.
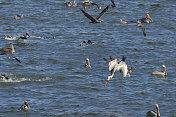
141, 25, 146, 36
96, 5, 109, 20
81, 9, 97, 22
111, 0, 116, 6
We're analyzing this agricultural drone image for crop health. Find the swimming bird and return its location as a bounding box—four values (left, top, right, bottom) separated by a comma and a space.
0, 43, 15, 54
19, 100, 31, 112
81, 5, 109, 23
64, 1, 72, 7
120, 19, 127, 24
146, 104, 160, 117
19, 32, 30, 39
104, 56, 135, 88
0, 74, 9, 81
110, 0, 117, 7
140, 14, 153, 23
14, 14, 23, 20
152, 65, 167, 77
85, 58, 91, 68
137, 20, 146, 36
80, 40, 93, 46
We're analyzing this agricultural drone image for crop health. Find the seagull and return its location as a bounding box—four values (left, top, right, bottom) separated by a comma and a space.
19, 100, 31, 112
146, 104, 160, 117
137, 20, 146, 36
81, 5, 109, 23
152, 65, 167, 78
19, 32, 30, 39
85, 58, 91, 68
120, 19, 127, 24
0, 74, 9, 81
110, 0, 117, 7
140, 14, 153, 23
0, 43, 15, 54
14, 14, 23, 20
104, 56, 135, 88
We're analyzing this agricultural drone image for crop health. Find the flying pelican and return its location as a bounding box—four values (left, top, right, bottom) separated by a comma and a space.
152, 65, 167, 78
137, 20, 146, 36
0, 74, 9, 81
64, 1, 72, 7
0, 43, 15, 54
85, 58, 91, 68
80, 40, 93, 46
19, 32, 30, 39
140, 14, 153, 23
120, 19, 127, 24
110, 0, 117, 7
104, 56, 135, 88
19, 100, 31, 112
81, 5, 109, 23
14, 14, 23, 20
146, 104, 160, 117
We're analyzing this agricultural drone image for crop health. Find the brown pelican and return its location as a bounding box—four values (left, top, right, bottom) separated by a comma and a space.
146, 104, 160, 117
110, 0, 117, 7
64, 1, 72, 7
104, 56, 135, 88
0, 43, 15, 54
72, 1, 77, 7
19, 32, 30, 39
140, 14, 153, 23
80, 40, 93, 46
19, 100, 31, 112
152, 65, 167, 78
120, 19, 127, 24
85, 58, 91, 68
81, 5, 109, 23
0, 74, 9, 81
137, 20, 146, 36
14, 14, 23, 20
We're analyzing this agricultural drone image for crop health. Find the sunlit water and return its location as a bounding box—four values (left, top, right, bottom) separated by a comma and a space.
0, 0, 176, 117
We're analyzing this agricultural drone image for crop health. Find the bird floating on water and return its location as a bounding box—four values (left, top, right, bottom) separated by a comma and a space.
19, 32, 31, 39
85, 58, 91, 68
14, 14, 23, 20
80, 40, 93, 46
19, 100, 31, 112
120, 19, 127, 24
81, 5, 109, 23
146, 104, 160, 117
104, 56, 135, 88
140, 14, 153, 23
64, 1, 77, 7
137, 20, 146, 36
0, 43, 15, 54
152, 65, 167, 78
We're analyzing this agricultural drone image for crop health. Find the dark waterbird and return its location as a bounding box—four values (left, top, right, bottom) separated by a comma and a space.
146, 104, 160, 117
81, 5, 109, 23
80, 40, 93, 46
140, 14, 153, 23
19, 100, 31, 112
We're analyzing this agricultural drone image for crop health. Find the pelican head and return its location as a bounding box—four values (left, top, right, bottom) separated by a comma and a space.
26, 32, 31, 38
162, 65, 167, 76
155, 104, 160, 117
146, 14, 152, 22
86, 58, 91, 68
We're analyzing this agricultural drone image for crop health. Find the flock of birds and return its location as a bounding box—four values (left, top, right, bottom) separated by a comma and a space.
0, 0, 168, 116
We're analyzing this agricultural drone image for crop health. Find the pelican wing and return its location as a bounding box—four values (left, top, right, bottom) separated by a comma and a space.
81, 9, 97, 22
128, 67, 135, 74
141, 25, 146, 36
96, 5, 109, 20
108, 58, 120, 72
119, 61, 128, 77
111, 0, 116, 6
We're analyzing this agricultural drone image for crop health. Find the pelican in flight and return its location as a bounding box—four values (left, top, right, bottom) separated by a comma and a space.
0, 74, 9, 81
0, 43, 15, 54
81, 5, 109, 23
85, 58, 91, 68
80, 40, 93, 46
140, 14, 153, 23
152, 65, 167, 78
137, 20, 146, 36
146, 104, 160, 117
19, 100, 31, 112
19, 32, 30, 39
104, 56, 135, 88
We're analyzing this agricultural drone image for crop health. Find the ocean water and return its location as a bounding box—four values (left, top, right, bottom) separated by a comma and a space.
0, 0, 176, 117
